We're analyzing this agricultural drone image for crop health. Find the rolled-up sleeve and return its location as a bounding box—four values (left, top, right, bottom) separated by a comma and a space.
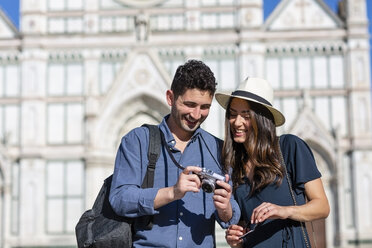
215, 195, 241, 228
214, 185, 241, 228
109, 128, 160, 218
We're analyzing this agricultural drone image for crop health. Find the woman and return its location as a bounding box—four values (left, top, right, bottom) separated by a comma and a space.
215, 77, 330, 247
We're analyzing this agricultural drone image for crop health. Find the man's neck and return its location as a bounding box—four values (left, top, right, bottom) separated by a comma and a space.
166, 116, 193, 143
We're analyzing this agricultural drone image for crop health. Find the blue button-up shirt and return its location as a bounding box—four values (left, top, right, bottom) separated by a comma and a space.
109, 115, 240, 248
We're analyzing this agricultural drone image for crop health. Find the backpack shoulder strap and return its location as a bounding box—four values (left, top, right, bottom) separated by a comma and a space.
91, 174, 112, 211
141, 124, 161, 188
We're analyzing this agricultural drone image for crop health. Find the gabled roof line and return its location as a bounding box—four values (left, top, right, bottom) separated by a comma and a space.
263, 0, 345, 30
315, 0, 344, 27
0, 7, 20, 37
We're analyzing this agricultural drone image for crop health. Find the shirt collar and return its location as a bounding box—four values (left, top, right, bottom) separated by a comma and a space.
159, 114, 201, 146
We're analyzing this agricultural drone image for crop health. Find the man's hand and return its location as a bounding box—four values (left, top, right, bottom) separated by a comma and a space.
154, 166, 202, 209
213, 174, 233, 222
173, 166, 202, 200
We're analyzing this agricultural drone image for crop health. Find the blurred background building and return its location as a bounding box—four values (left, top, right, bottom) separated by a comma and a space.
0, 0, 371, 247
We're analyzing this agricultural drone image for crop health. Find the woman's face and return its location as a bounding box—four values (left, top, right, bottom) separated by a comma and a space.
228, 98, 251, 144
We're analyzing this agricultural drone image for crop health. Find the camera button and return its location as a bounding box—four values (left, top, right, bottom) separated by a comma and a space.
180, 212, 183, 216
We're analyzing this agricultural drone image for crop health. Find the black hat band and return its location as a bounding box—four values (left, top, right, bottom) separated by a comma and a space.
232, 90, 272, 107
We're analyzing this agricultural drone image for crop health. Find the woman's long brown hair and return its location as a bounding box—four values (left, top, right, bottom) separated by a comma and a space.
222, 99, 284, 195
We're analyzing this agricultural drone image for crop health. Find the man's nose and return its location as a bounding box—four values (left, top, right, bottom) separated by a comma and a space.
190, 107, 201, 120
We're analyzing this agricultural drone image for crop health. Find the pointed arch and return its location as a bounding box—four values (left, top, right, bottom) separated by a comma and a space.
92, 49, 172, 154
289, 106, 337, 169
105, 94, 169, 151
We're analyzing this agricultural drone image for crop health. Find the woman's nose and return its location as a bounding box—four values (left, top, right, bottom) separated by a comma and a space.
233, 115, 244, 127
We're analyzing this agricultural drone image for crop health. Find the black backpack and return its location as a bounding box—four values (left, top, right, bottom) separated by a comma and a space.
75, 124, 161, 248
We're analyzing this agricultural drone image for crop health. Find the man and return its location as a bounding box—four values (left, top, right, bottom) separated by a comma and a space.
109, 60, 240, 247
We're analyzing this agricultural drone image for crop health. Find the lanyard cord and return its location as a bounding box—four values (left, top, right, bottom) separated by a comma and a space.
160, 130, 186, 171
199, 134, 223, 171
160, 129, 221, 172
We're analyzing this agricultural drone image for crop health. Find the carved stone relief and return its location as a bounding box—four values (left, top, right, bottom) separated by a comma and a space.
114, 0, 166, 7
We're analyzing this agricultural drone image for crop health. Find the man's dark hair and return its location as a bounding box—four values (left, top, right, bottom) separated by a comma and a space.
171, 60, 217, 99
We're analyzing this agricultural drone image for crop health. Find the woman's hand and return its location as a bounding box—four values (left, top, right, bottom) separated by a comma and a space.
251, 178, 330, 224
250, 202, 289, 224
225, 224, 245, 248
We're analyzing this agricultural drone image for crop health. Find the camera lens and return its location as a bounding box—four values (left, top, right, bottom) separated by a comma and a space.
201, 180, 215, 193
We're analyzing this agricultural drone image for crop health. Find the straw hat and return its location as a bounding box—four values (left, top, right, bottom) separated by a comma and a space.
215, 77, 285, 126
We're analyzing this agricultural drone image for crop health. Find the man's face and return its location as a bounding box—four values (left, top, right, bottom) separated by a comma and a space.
167, 88, 213, 133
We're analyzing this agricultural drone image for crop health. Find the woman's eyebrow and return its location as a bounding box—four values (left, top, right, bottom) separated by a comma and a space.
230, 107, 250, 114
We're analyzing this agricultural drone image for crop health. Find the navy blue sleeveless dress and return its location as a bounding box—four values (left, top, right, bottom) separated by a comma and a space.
234, 134, 321, 247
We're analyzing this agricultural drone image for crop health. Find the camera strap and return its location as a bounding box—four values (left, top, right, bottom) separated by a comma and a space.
160, 130, 186, 171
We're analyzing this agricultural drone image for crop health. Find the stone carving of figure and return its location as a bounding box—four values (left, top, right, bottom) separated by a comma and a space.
135, 13, 149, 42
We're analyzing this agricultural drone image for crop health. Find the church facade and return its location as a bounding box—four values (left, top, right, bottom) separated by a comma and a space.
0, 0, 371, 247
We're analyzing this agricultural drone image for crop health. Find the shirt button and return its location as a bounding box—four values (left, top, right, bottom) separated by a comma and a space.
180, 212, 183, 216
179, 236, 183, 241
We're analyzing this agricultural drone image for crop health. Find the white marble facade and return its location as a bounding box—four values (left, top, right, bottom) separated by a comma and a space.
0, 0, 371, 247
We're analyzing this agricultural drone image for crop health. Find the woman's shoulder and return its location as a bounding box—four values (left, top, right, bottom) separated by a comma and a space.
279, 134, 315, 161
279, 134, 305, 147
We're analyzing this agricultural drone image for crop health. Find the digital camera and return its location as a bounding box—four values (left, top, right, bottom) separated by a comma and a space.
197, 168, 225, 193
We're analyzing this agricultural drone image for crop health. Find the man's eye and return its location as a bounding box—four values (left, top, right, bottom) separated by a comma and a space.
185, 103, 196, 107
243, 115, 250, 120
